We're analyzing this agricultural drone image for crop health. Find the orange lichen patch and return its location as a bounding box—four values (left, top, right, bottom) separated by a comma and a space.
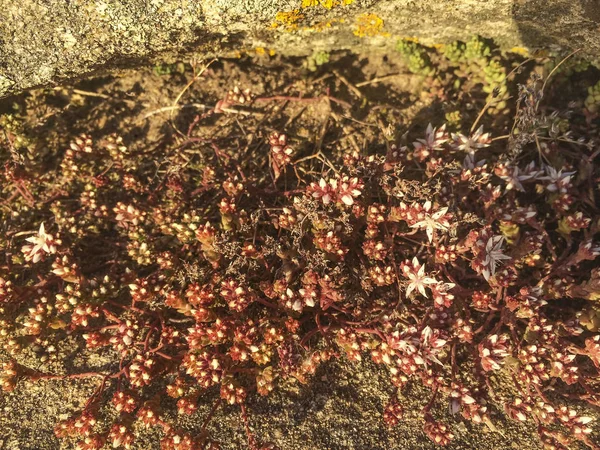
271, 10, 305, 32
223, 50, 244, 59
254, 47, 277, 56
224, 48, 276, 58
304, 18, 343, 32
302, 0, 354, 9
353, 13, 389, 38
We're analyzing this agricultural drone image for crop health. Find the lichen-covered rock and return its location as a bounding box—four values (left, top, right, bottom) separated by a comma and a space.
0, 0, 205, 98
0, 0, 598, 98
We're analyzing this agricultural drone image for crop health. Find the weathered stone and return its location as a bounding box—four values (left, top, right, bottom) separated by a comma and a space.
1, 0, 598, 99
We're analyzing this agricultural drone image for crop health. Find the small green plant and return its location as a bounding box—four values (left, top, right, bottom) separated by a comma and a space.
444, 109, 462, 129
304, 50, 330, 72
585, 80, 600, 113
0, 113, 35, 163
448, 37, 509, 116
152, 61, 187, 76
398, 36, 512, 118
462, 35, 492, 61
395, 40, 435, 76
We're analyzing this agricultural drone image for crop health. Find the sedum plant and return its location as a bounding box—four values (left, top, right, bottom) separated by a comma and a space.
0, 57, 600, 450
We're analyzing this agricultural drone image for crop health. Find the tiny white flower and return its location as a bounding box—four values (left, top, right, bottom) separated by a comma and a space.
451, 126, 491, 154
482, 236, 511, 281
540, 165, 576, 193
21, 223, 58, 263
410, 206, 450, 243
498, 166, 533, 192
404, 257, 438, 298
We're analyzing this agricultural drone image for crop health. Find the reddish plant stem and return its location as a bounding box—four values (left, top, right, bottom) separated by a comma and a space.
451, 343, 458, 379
239, 403, 258, 449
201, 398, 222, 434
254, 296, 279, 310
84, 375, 109, 409
14, 181, 35, 207
155, 351, 181, 361
254, 94, 352, 109
300, 327, 321, 349
143, 323, 159, 352
474, 310, 498, 335
422, 385, 439, 414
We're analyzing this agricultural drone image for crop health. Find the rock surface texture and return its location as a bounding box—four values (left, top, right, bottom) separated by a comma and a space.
1, 0, 599, 98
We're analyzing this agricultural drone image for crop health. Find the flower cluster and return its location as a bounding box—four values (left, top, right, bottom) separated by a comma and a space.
307, 175, 363, 206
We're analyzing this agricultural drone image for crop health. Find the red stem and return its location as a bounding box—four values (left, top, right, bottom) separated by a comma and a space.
201, 398, 222, 434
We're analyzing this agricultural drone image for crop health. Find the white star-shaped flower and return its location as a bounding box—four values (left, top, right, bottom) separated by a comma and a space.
540, 165, 576, 193
410, 203, 450, 243
482, 236, 511, 281
498, 166, 533, 192
404, 257, 438, 298
21, 223, 58, 263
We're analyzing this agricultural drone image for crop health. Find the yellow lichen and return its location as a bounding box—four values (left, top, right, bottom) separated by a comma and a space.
271, 10, 305, 32
302, 0, 353, 9
402, 36, 420, 43
509, 46, 530, 57
227, 48, 277, 58
254, 47, 277, 56
305, 18, 342, 32
353, 13, 388, 38
225, 50, 244, 59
